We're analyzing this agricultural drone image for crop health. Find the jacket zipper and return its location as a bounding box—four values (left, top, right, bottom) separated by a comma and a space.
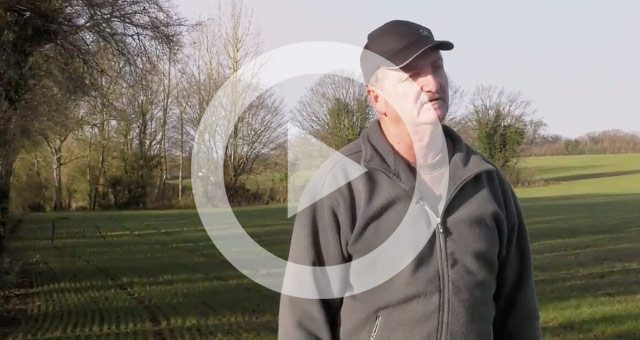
368, 163, 493, 340
417, 170, 490, 340
437, 219, 449, 340
419, 200, 448, 340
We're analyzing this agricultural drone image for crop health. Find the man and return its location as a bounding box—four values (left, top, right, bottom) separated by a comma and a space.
278, 20, 541, 339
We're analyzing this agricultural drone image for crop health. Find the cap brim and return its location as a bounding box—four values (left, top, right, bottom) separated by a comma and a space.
382, 40, 454, 70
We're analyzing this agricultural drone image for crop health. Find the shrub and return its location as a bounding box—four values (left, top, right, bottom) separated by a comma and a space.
26, 202, 46, 212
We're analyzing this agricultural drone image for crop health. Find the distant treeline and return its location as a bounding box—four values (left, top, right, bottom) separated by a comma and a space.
2, 0, 636, 216
523, 130, 640, 157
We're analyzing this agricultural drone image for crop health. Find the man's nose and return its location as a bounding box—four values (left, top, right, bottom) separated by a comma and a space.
417, 74, 441, 95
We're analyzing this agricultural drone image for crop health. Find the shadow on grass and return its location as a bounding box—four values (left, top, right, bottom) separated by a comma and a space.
521, 193, 640, 339
530, 165, 600, 177
545, 169, 640, 183
520, 193, 640, 241
536, 265, 640, 305
543, 309, 640, 340
6, 193, 640, 340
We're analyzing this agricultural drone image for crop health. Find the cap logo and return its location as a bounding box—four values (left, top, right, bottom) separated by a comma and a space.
419, 29, 430, 36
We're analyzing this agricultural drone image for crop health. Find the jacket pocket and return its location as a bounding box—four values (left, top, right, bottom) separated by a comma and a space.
366, 294, 439, 339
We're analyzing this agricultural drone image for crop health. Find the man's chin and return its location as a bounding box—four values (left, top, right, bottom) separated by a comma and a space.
420, 103, 447, 123
414, 112, 443, 126
406, 105, 447, 126
435, 109, 447, 122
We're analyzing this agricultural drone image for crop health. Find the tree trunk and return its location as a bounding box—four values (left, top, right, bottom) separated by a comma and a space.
155, 123, 168, 202
178, 144, 183, 202
155, 54, 172, 203
0, 145, 18, 240
178, 104, 185, 202
86, 132, 94, 209
93, 144, 106, 210
33, 153, 46, 201
66, 186, 73, 209
52, 149, 64, 210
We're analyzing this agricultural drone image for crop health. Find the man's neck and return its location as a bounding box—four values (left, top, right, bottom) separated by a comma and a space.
378, 119, 446, 169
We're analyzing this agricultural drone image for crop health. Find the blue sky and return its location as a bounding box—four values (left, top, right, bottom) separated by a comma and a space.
176, 0, 639, 138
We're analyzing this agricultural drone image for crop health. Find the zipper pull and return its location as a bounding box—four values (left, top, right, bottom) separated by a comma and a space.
370, 315, 381, 340
418, 199, 444, 233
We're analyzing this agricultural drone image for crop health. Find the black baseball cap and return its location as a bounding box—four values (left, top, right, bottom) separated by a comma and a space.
360, 20, 454, 84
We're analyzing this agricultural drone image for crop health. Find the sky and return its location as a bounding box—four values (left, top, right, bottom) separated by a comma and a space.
175, 0, 639, 138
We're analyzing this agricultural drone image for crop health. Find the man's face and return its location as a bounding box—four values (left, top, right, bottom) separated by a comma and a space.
368, 50, 450, 127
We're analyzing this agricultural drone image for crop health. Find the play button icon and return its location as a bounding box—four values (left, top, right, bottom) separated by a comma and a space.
287, 123, 368, 217
193, 41, 445, 299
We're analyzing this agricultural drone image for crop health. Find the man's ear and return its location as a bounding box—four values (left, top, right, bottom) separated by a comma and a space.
367, 87, 386, 117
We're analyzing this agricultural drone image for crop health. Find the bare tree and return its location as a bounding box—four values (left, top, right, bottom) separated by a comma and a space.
293, 71, 373, 149
155, 52, 175, 202
174, 19, 224, 153
176, 0, 286, 203
217, 1, 286, 193
122, 63, 166, 208
81, 59, 125, 210
0, 0, 184, 228
38, 105, 85, 210
458, 85, 546, 172
171, 18, 224, 206
441, 82, 466, 130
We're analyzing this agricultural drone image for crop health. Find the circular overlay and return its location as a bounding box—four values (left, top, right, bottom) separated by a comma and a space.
192, 41, 449, 298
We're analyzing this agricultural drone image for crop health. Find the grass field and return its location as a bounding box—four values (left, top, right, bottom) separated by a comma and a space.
2, 154, 639, 339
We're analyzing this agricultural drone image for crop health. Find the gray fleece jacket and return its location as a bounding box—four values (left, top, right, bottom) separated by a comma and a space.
278, 120, 541, 340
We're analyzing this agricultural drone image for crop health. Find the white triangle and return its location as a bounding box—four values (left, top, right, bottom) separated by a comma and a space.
288, 123, 368, 217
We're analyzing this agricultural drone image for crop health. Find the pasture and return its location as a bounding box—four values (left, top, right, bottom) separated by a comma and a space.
2, 154, 639, 339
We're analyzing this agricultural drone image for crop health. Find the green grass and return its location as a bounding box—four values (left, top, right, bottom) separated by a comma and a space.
515, 153, 640, 339
517, 153, 640, 197
1, 208, 290, 340
2, 154, 639, 339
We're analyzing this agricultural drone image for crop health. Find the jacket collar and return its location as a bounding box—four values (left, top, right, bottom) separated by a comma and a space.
359, 119, 496, 199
